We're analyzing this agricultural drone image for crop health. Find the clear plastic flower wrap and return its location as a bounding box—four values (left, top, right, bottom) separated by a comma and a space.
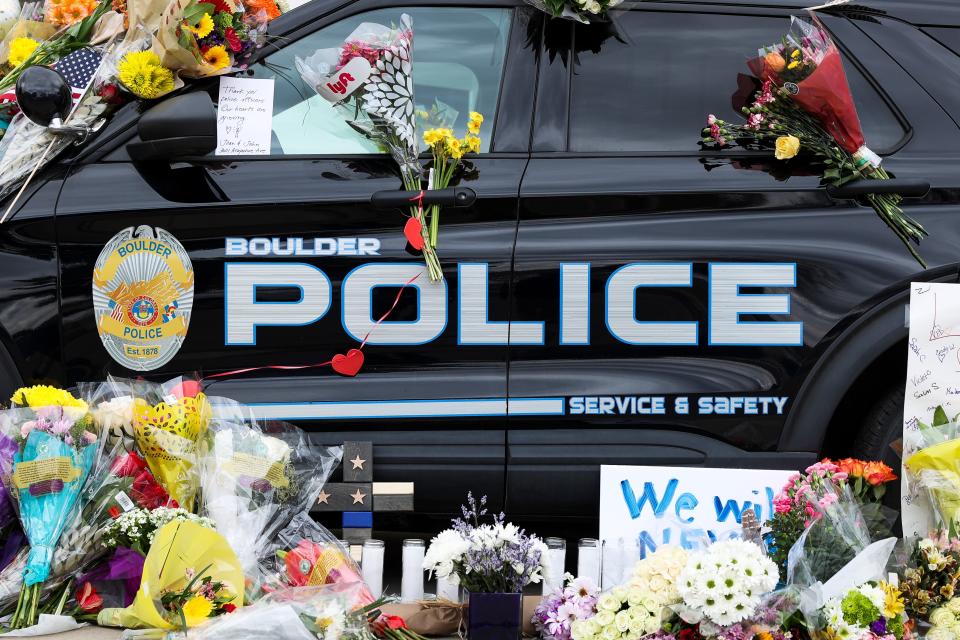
258, 511, 372, 605
51, 437, 174, 578
146, 582, 374, 640
0, 388, 105, 628
199, 411, 342, 577
904, 418, 960, 537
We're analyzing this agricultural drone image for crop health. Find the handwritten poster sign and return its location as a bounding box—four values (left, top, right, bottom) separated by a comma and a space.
216, 77, 274, 156
599, 465, 794, 558
901, 282, 960, 537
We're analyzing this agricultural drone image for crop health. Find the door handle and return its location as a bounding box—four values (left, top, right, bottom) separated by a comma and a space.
826, 179, 930, 199
370, 187, 477, 209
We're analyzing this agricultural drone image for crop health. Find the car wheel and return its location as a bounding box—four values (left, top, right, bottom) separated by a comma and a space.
850, 384, 903, 515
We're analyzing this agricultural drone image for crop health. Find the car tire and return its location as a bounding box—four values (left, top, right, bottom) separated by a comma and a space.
850, 385, 903, 517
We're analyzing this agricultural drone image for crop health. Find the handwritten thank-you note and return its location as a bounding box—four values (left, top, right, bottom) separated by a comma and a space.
902, 282, 960, 537
216, 76, 274, 155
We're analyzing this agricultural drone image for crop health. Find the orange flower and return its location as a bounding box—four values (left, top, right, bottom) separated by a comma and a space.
837, 458, 866, 478
45, 0, 97, 25
864, 461, 897, 486
243, 0, 280, 20
764, 52, 786, 74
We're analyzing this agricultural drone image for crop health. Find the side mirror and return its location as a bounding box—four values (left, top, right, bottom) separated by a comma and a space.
127, 92, 217, 162
16, 66, 93, 141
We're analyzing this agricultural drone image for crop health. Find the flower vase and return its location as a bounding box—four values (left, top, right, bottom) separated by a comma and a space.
465, 591, 522, 640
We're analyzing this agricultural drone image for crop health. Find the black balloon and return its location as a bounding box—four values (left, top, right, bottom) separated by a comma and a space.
15, 66, 71, 127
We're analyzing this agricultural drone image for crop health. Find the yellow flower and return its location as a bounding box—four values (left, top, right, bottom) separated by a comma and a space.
463, 134, 481, 154
423, 128, 444, 147
187, 13, 214, 38
787, 60, 799, 70
881, 581, 905, 619
181, 595, 214, 626
774, 135, 800, 160
11, 385, 88, 411
791, 49, 801, 59
202, 45, 230, 70
448, 137, 463, 159
467, 111, 483, 134
7, 37, 39, 68
117, 50, 175, 99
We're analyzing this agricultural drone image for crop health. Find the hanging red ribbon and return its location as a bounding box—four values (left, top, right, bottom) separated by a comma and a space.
207, 273, 421, 379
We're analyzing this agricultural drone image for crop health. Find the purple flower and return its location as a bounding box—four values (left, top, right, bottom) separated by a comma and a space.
870, 617, 887, 635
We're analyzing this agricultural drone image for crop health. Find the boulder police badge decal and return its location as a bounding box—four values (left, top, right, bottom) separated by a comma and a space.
92, 226, 194, 371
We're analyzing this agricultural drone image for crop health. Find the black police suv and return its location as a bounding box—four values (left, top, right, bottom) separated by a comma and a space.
3, 0, 960, 532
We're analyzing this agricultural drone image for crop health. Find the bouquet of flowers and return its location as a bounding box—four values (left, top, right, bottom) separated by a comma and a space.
131, 383, 211, 512
535, 576, 598, 640
676, 539, 779, 629
423, 492, 547, 593
199, 416, 341, 577
296, 15, 443, 282
52, 445, 173, 577
262, 512, 370, 602
629, 545, 688, 607
156, 582, 372, 640
928, 598, 960, 640
570, 583, 662, 640
0, 432, 25, 573
817, 580, 907, 640
98, 518, 243, 629
101, 506, 215, 556
0, 385, 102, 629
153, 0, 264, 79
420, 112, 483, 250
898, 531, 960, 619
73, 546, 146, 612
703, 15, 928, 266
904, 409, 960, 538
767, 458, 896, 582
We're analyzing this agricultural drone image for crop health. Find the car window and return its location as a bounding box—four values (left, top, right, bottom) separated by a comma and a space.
250, 7, 512, 155
567, 12, 906, 154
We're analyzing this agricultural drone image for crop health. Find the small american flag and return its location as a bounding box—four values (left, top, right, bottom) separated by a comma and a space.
55, 48, 103, 104
109, 300, 124, 322
2, 48, 103, 113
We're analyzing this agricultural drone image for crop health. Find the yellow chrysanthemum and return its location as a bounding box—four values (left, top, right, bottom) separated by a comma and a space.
187, 13, 214, 38
787, 60, 799, 70
7, 37, 39, 68
881, 581, 906, 619
181, 595, 214, 626
202, 45, 230, 70
11, 385, 87, 411
467, 111, 483, 134
117, 50, 175, 99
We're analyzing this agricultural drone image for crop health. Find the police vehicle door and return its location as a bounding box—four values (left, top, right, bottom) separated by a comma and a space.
55, 4, 534, 513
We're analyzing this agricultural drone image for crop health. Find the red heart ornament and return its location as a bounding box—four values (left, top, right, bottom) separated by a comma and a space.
331, 349, 365, 377
403, 217, 424, 250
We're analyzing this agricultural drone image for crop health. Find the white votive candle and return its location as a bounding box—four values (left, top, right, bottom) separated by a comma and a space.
577, 538, 601, 585
401, 539, 425, 603
361, 539, 385, 599
542, 537, 566, 595
436, 574, 460, 602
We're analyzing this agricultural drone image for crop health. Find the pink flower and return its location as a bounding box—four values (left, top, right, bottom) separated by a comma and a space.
65, 436, 73, 445
51, 419, 72, 436
20, 421, 36, 439
746, 113, 765, 130
707, 114, 717, 125
82, 431, 97, 444
774, 495, 793, 514
818, 493, 838, 509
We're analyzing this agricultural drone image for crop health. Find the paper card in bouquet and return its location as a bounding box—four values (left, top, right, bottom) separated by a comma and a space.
901, 282, 960, 538
599, 465, 794, 570
215, 77, 274, 156
316, 57, 372, 103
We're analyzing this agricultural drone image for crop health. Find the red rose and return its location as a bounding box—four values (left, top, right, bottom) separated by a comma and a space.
224, 28, 242, 53
108, 505, 121, 519
383, 616, 407, 630
110, 452, 146, 477
131, 471, 173, 509
76, 582, 104, 613
222, 603, 237, 613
